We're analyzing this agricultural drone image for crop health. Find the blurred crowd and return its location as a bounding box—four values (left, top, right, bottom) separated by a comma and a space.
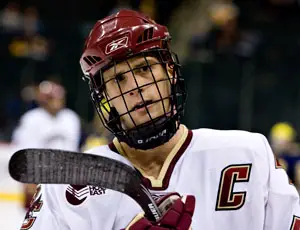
2, 0, 300, 189
0, 2, 50, 140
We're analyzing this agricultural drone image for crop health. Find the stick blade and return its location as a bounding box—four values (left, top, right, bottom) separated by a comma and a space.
9, 148, 141, 193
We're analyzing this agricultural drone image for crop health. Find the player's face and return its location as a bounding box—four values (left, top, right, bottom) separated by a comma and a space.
47, 97, 65, 115
102, 55, 174, 129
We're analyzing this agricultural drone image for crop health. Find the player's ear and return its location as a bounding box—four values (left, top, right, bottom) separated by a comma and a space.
166, 64, 177, 84
166, 63, 173, 75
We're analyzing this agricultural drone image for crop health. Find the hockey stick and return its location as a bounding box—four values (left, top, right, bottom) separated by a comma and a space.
8, 148, 161, 221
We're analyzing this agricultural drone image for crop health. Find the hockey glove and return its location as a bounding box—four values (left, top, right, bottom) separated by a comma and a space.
125, 193, 195, 230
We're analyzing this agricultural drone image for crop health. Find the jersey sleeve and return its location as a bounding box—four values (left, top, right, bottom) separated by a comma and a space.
259, 134, 300, 230
20, 184, 69, 230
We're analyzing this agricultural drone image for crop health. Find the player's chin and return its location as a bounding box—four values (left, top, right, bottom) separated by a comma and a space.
128, 109, 164, 127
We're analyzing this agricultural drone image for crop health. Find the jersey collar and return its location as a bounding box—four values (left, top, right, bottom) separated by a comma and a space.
109, 125, 193, 190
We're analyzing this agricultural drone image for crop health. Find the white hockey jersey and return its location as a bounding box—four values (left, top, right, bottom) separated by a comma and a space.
12, 107, 81, 151
20, 126, 300, 230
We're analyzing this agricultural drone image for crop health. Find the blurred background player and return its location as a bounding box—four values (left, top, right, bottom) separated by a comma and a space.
269, 122, 300, 191
11, 79, 81, 209
269, 122, 298, 157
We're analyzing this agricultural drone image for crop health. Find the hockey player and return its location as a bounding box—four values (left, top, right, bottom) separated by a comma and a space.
269, 122, 300, 191
20, 10, 300, 230
12, 80, 81, 210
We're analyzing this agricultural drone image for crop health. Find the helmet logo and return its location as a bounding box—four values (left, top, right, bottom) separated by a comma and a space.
105, 36, 129, 54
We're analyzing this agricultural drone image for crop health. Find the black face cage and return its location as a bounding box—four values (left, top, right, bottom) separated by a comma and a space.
85, 48, 187, 150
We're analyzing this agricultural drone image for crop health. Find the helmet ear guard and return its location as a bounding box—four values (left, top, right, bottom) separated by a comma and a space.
89, 81, 124, 134
100, 98, 123, 133
100, 98, 110, 114
90, 86, 111, 120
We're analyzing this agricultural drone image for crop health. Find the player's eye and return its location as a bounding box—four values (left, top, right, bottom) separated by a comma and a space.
141, 66, 149, 72
136, 65, 149, 74
114, 74, 125, 83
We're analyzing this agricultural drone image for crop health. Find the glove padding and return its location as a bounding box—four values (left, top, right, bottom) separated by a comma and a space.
126, 193, 195, 230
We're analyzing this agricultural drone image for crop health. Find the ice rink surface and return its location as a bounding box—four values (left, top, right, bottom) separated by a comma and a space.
0, 144, 26, 230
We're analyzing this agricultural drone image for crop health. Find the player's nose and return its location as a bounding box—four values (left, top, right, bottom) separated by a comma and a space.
125, 72, 148, 96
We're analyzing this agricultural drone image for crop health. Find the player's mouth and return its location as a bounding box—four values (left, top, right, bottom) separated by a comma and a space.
132, 100, 153, 112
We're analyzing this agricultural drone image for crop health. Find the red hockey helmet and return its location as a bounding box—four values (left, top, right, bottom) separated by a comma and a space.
80, 9, 186, 150
80, 10, 170, 77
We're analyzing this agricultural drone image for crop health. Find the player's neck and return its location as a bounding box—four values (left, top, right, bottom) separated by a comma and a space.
120, 124, 185, 178
43, 107, 59, 117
